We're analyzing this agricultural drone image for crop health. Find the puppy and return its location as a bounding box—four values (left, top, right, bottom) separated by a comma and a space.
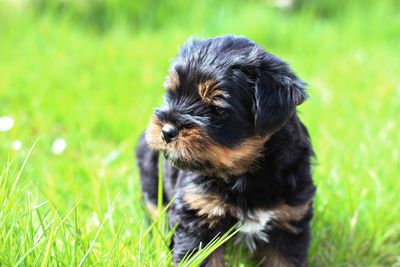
136, 35, 316, 267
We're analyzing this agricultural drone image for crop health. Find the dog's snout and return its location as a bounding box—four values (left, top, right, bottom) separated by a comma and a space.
162, 124, 178, 143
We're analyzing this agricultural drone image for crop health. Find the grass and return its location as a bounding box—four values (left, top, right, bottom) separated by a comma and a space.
0, 0, 399, 266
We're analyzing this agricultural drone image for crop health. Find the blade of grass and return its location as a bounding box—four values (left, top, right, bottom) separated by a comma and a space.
41, 204, 77, 267
78, 194, 119, 267
179, 225, 241, 267
9, 140, 38, 198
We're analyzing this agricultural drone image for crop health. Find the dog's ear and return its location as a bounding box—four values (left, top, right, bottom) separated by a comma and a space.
254, 54, 307, 135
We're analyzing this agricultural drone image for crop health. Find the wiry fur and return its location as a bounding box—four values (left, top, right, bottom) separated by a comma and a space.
136, 35, 316, 267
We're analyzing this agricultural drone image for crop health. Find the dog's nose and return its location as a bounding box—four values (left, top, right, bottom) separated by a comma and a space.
162, 124, 178, 143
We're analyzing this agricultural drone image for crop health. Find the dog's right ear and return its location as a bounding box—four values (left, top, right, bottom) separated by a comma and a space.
254, 53, 308, 136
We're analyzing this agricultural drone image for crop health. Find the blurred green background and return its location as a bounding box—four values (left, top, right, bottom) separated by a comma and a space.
0, 0, 399, 266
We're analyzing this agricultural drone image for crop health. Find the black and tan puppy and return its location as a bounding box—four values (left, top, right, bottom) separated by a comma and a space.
136, 35, 316, 267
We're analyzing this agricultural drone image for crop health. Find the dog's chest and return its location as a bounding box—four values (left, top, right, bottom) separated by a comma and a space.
181, 184, 277, 250
237, 209, 276, 251
240, 210, 275, 235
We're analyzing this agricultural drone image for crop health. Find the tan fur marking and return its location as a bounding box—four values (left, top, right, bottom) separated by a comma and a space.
176, 127, 269, 177
273, 201, 311, 233
256, 247, 293, 267
164, 71, 180, 90
183, 186, 238, 226
198, 80, 224, 105
146, 117, 270, 177
206, 247, 226, 267
145, 115, 165, 149
145, 200, 159, 220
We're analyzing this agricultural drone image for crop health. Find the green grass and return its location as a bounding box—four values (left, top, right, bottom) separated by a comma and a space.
0, 0, 399, 266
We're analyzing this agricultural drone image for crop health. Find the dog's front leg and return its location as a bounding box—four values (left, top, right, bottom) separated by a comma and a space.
169, 205, 227, 267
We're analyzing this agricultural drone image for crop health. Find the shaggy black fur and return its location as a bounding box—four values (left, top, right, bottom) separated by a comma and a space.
136, 35, 316, 267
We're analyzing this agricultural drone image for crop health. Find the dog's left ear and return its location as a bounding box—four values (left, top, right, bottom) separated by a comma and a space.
254, 54, 308, 135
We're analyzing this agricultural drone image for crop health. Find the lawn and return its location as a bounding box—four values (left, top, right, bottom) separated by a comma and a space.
0, 0, 399, 266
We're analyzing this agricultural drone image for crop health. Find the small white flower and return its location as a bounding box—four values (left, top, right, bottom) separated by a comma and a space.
91, 212, 100, 227
12, 140, 22, 151
122, 230, 131, 240
52, 138, 67, 155
105, 211, 112, 220
0, 116, 14, 132
85, 212, 101, 233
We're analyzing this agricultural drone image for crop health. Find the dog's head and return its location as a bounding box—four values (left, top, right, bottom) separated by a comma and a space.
146, 35, 307, 177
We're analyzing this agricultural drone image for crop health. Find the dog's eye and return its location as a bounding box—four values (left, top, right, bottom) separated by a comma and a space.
216, 107, 224, 114
213, 106, 227, 117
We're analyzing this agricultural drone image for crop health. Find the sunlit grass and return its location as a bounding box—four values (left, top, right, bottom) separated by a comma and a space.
0, 0, 399, 266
